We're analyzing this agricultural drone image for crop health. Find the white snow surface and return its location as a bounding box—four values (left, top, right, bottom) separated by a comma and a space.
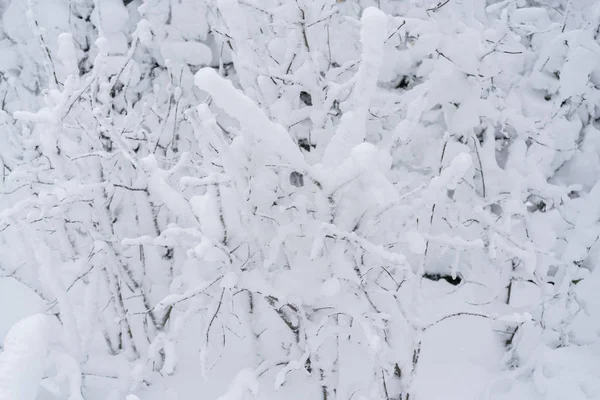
0, 314, 55, 400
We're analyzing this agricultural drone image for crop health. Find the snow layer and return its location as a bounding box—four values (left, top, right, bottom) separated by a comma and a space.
0, 315, 55, 400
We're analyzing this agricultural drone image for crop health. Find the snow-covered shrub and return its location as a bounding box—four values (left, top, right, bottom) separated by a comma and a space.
1, 0, 600, 399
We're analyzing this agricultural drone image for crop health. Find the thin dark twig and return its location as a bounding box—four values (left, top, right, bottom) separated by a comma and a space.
472, 136, 486, 198
385, 20, 406, 43
424, 312, 492, 330
207, 288, 225, 342
427, 0, 450, 13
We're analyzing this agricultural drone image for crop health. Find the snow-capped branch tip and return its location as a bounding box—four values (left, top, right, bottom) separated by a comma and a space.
193, 67, 308, 172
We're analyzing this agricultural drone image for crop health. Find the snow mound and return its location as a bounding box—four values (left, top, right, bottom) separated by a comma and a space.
0, 314, 55, 400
